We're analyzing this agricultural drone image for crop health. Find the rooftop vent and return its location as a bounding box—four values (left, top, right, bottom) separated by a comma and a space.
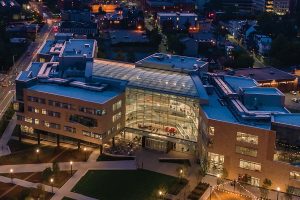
84, 44, 90, 48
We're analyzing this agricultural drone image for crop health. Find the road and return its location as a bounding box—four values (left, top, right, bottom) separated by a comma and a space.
228, 37, 266, 68
0, 3, 55, 120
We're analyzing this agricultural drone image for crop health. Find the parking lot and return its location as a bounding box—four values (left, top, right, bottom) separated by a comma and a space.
285, 91, 300, 112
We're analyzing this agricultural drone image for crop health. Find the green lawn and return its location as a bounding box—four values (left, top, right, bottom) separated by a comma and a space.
72, 169, 186, 200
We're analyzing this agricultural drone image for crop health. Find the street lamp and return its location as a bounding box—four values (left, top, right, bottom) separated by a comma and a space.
10, 169, 13, 183
277, 187, 280, 200
50, 178, 54, 193
36, 148, 40, 162
84, 147, 87, 162
70, 161, 73, 175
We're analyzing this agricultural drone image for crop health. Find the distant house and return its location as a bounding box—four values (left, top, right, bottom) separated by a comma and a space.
144, 0, 196, 14
218, 67, 298, 92
157, 12, 198, 31
109, 30, 149, 45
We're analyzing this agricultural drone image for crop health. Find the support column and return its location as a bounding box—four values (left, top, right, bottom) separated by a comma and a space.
37, 132, 40, 145
100, 144, 103, 154
77, 140, 80, 150
18, 130, 22, 142
112, 137, 115, 147
56, 135, 60, 147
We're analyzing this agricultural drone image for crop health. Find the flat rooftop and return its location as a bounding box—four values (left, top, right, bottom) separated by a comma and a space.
222, 67, 296, 82
17, 62, 43, 81
242, 87, 284, 96
135, 53, 207, 73
39, 40, 65, 55
109, 30, 149, 45
223, 75, 258, 92
157, 12, 197, 17
61, 39, 96, 58
28, 83, 121, 104
272, 114, 300, 128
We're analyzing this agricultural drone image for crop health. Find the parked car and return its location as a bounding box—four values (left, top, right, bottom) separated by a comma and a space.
291, 98, 299, 103
290, 91, 298, 95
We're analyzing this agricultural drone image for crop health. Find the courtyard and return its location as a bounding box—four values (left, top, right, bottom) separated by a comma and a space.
72, 169, 187, 200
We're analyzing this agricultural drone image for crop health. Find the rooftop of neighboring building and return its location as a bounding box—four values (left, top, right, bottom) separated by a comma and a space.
157, 12, 197, 17
61, 39, 96, 58
272, 114, 300, 128
146, 0, 195, 6
223, 75, 258, 92
59, 21, 97, 29
218, 67, 296, 82
38, 40, 66, 55
28, 83, 122, 104
109, 30, 149, 45
135, 53, 207, 73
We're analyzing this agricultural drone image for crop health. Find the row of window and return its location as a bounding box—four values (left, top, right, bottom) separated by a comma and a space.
28, 106, 60, 118
113, 100, 122, 112
112, 112, 122, 122
27, 96, 46, 104
239, 159, 261, 172
79, 106, 106, 116
48, 100, 74, 110
236, 146, 258, 157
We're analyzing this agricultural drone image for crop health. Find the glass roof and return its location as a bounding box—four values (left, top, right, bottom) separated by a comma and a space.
92, 60, 200, 98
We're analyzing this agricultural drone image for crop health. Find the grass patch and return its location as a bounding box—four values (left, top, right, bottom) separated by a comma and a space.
72, 169, 187, 200
0, 104, 14, 137
97, 153, 135, 161
0, 140, 92, 165
159, 158, 191, 166
0, 171, 72, 188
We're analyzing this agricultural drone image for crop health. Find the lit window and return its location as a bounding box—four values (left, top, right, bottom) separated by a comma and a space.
208, 126, 215, 136
236, 146, 257, 157
117, 123, 121, 130
239, 159, 261, 171
290, 171, 300, 181
34, 119, 39, 125
113, 100, 122, 112
42, 109, 47, 115
113, 112, 122, 122
34, 108, 39, 113
44, 121, 50, 127
25, 117, 33, 123
237, 132, 258, 145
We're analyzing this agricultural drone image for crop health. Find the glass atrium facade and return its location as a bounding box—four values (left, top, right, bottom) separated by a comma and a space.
125, 88, 200, 143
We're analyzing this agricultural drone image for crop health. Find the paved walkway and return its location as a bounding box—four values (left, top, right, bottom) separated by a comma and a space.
0, 116, 16, 156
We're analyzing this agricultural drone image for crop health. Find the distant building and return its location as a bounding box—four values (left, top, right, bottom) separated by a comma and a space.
273, 0, 290, 15
109, 30, 149, 45
144, 0, 196, 14
218, 67, 298, 92
59, 21, 98, 36
157, 12, 199, 31
254, 35, 272, 56
61, 10, 92, 23
222, 0, 266, 13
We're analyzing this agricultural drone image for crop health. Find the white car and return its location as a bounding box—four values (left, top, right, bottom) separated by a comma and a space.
290, 91, 298, 95
291, 98, 299, 103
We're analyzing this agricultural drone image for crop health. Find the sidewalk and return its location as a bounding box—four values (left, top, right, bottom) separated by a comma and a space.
0, 116, 16, 156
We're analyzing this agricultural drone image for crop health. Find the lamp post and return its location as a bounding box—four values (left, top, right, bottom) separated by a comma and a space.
10, 169, 13, 183
36, 148, 40, 162
50, 178, 54, 193
84, 147, 87, 162
277, 187, 280, 200
158, 190, 162, 199
70, 161, 73, 175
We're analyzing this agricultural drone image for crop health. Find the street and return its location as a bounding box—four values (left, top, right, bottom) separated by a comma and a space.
0, 3, 55, 119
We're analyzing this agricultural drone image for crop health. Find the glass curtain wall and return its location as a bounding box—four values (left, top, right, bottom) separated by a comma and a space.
125, 88, 199, 142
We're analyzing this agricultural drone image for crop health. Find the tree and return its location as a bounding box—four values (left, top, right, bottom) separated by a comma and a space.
52, 161, 60, 175
115, 51, 126, 61
231, 49, 254, 68
42, 167, 53, 182
260, 178, 272, 198
167, 35, 185, 55
127, 51, 136, 63
146, 28, 162, 49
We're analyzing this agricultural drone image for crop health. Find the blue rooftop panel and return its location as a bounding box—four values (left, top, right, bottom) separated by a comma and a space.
273, 114, 300, 127
62, 39, 96, 58
223, 75, 258, 92
28, 84, 121, 104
